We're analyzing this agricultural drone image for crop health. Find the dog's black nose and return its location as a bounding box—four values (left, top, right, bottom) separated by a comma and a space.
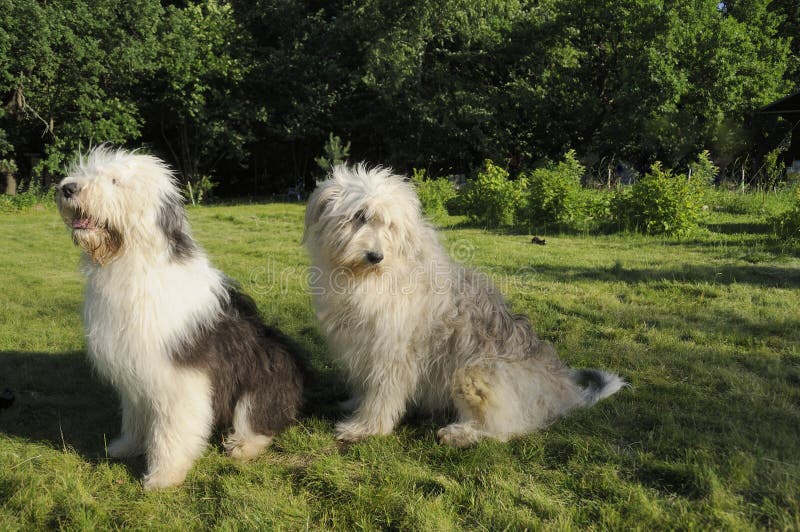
366, 251, 384, 264
61, 182, 79, 198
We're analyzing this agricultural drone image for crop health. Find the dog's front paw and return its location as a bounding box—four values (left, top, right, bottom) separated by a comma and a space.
107, 435, 144, 458
334, 419, 382, 442
437, 423, 481, 448
142, 467, 189, 490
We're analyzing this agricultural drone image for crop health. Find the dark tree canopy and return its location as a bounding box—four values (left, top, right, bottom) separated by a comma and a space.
0, 0, 794, 194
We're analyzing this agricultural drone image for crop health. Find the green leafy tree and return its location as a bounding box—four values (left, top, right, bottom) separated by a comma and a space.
230, 0, 347, 186
0, 0, 161, 183
144, 0, 255, 200
0, 0, 793, 194
767, 0, 799, 90
483, 0, 790, 178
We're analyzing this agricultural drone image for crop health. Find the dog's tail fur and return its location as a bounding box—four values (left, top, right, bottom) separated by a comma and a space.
570, 369, 628, 407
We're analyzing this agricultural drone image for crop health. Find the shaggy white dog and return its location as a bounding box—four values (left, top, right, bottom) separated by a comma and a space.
56, 147, 305, 489
304, 164, 626, 446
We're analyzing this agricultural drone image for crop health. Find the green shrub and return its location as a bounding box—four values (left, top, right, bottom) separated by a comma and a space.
0, 181, 55, 212
410, 168, 456, 221
759, 146, 787, 190
769, 187, 800, 240
460, 160, 526, 228
770, 208, 800, 240
580, 188, 614, 231
184, 174, 216, 206
689, 150, 718, 185
517, 149, 584, 232
610, 162, 709, 235
445, 193, 467, 216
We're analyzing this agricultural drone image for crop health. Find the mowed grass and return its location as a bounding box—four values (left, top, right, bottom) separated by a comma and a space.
1, 200, 799, 530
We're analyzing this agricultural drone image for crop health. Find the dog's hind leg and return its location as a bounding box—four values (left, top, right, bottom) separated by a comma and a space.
437, 365, 496, 447
439, 358, 585, 447
224, 394, 273, 461
143, 369, 214, 490
438, 359, 578, 447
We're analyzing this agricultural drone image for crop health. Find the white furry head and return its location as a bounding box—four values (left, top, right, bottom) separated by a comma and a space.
56, 147, 194, 265
304, 164, 426, 275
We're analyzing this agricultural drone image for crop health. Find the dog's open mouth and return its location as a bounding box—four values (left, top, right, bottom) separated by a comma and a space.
71, 217, 98, 230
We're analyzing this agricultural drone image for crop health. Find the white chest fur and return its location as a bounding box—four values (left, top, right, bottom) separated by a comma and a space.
82, 252, 224, 393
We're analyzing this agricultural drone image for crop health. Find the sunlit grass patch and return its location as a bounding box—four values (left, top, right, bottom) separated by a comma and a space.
1, 201, 798, 529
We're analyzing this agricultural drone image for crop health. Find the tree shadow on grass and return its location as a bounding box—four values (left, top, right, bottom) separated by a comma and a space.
495, 261, 800, 289
542, 362, 800, 493
705, 221, 773, 235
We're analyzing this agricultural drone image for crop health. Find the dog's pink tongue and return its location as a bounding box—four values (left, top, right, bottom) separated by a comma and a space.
71, 218, 92, 229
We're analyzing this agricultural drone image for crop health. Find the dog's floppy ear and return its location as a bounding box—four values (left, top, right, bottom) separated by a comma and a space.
303, 183, 336, 242
158, 194, 197, 261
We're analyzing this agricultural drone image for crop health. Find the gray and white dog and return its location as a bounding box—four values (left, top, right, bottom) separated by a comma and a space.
304, 164, 626, 447
56, 147, 305, 489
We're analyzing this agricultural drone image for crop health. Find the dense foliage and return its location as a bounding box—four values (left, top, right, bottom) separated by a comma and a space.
769, 186, 800, 240
410, 169, 457, 222
461, 160, 526, 228
0, 0, 795, 195
518, 150, 585, 231
689, 150, 719, 186
610, 162, 711, 235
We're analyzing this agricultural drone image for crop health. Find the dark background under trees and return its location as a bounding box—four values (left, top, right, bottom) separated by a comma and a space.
1, 0, 797, 197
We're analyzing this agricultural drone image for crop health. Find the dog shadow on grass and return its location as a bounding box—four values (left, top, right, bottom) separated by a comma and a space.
0, 350, 149, 476
0, 348, 347, 464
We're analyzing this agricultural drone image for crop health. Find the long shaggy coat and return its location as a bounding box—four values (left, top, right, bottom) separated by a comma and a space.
56, 148, 305, 489
304, 164, 626, 446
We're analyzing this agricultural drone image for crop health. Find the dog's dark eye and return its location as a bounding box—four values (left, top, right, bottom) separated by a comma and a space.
354, 209, 368, 225
112, 178, 117, 185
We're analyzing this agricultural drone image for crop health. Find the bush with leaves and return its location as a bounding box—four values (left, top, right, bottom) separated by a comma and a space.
184, 175, 216, 206
460, 160, 526, 228
759, 146, 788, 190
517, 150, 585, 232
581, 188, 614, 231
410, 168, 456, 222
610, 162, 709, 235
769, 186, 800, 240
0, 178, 54, 212
689, 150, 719, 185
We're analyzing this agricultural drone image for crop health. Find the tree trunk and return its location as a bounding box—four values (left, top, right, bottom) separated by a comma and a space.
3, 171, 15, 195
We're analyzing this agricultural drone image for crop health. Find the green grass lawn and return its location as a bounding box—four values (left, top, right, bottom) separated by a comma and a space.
1, 201, 799, 529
